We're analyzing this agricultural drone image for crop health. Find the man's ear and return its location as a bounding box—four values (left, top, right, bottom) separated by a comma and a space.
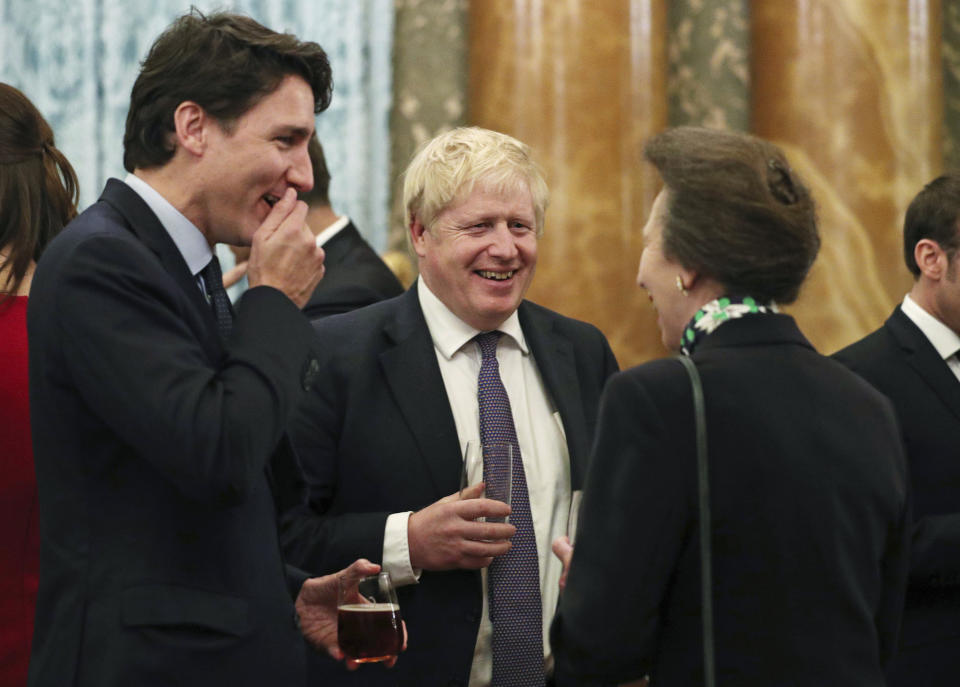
915, 238, 948, 281
172, 101, 210, 157
409, 216, 429, 258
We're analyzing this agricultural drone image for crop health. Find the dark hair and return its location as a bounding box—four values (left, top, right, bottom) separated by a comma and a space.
123, 9, 332, 172
902, 173, 960, 277
298, 134, 331, 207
0, 83, 79, 300
644, 126, 819, 304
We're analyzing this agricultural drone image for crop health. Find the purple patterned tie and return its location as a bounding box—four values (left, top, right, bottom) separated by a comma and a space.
475, 331, 545, 687
200, 256, 233, 340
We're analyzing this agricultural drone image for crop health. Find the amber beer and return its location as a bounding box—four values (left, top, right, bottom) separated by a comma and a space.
338, 603, 403, 662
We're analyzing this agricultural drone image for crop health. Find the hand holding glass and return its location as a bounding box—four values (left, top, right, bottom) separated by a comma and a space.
337, 572, 403, 663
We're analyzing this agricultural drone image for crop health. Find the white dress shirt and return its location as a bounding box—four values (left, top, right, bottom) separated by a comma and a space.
381, 279, 572, 685
313, 214, 350, 247
901, 293, 960, 382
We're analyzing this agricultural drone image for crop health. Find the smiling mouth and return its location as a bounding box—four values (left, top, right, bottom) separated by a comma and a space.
476, 270, 516, 281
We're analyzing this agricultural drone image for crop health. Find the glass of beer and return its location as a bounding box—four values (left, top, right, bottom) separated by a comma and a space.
337, 572, 403, 663
460, 441, 512, 524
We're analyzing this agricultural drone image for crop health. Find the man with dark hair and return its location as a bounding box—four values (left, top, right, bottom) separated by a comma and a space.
834, 173, 960, 685
27, 10, 378, 686
302, 136, 405, 318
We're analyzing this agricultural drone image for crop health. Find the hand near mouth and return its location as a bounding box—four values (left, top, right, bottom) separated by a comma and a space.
246, 187, 326, 308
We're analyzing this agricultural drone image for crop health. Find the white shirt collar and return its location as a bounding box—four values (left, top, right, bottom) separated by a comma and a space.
124, 173, 212, 277
314, 214, 351, 247
902, 293, 960, 360
416, 278, 528, 360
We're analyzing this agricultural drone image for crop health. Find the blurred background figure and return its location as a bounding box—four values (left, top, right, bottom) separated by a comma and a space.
298, 135, 404, 319
224, 135, 404, 317
0, 81, 78, 686
550, 127, 910, 686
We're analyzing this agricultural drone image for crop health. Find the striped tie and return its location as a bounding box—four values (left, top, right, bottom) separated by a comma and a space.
475, 331, 545, 687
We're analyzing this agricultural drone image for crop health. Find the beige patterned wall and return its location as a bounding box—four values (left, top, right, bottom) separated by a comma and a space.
468, 0, 668, 368
752, 0, 942, 355
398, 0, 949, 365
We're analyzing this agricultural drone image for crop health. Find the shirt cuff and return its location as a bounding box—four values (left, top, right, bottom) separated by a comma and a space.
382, 511, 421, 586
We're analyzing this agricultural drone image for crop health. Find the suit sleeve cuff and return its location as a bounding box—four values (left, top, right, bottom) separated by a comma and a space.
382, 511, 421, 586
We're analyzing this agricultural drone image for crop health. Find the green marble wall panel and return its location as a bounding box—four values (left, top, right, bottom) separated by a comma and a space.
667, 0, 749, 130
388, 0, 468, 250
945, 0, 960, 168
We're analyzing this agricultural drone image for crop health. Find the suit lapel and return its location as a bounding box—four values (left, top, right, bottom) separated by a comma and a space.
379, 289, 463, 496
887, 307, 960, 422
519, 303, 590, 489
99, 179, 222, 360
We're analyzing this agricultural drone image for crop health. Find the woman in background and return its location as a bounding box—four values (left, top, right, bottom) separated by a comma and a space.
0, 82, 78, 684
550, 127, 910, 686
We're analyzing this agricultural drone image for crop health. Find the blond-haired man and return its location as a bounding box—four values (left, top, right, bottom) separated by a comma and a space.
281, 127, 618, 686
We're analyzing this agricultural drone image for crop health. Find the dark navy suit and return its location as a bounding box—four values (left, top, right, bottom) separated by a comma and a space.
28, 179, 317, 686
301, 221, 403, 321
281, 285, 618, 686
835, 306, 960, 685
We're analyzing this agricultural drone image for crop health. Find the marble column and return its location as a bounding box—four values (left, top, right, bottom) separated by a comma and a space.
469, 0, 668, 367
752, 0, 943, 354
668, 0, 749, 130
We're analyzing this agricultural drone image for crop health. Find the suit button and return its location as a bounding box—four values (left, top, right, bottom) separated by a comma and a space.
301, 356, 321, 391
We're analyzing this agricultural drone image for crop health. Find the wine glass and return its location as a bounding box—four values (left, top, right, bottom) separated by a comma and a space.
460, 440, 512, 524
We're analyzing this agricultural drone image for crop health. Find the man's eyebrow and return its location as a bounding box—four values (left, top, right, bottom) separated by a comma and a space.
274, 125, 313, 139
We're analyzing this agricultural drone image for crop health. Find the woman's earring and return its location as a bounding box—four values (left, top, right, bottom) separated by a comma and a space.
676, 275, 688, 296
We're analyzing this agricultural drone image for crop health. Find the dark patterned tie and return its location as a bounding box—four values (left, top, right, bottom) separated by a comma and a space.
200, 256, 233, 340
475, 331, 545, 687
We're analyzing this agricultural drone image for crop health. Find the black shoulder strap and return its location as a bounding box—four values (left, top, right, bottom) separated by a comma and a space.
677, 354, 715, 687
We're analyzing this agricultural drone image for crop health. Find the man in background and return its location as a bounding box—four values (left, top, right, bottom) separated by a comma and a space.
281, 126, 618, 686
27, 10, 376, 685
834, 173, 960, 684
300, 135, 404, 318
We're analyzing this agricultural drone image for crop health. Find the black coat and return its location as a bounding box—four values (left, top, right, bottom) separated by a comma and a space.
301, 221, 404, 321
27, 179, 317, 686
834, 306, 960, 685
553, 314, 909, 686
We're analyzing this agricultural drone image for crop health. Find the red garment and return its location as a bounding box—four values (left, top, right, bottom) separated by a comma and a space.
0, 296, 38, 685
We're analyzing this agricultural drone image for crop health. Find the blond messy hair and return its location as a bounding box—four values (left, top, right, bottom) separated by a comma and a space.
402, 127, 549, 236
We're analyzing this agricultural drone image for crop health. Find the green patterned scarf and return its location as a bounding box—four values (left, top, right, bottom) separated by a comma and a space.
680, 296, 779, 356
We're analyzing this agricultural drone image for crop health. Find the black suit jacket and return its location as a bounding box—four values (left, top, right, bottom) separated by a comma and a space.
27, 179, 318, 686
301, 221, 404, 320
552, 314, 909, 686
834, 306, 960, 684
281, 285, 618, 686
